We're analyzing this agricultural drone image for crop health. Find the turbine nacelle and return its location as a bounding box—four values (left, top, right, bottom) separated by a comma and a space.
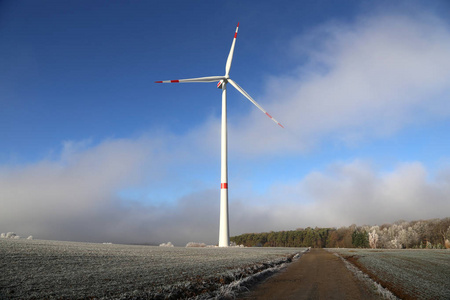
217, 79, 227, 89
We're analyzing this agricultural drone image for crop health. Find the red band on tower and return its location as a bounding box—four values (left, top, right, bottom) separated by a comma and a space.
221, 183, 228, 189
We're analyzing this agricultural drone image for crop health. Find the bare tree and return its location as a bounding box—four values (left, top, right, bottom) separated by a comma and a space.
369, 229, 378, 249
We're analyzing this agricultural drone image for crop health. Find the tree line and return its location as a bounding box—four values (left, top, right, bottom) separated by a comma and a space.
230, 218, 450, 249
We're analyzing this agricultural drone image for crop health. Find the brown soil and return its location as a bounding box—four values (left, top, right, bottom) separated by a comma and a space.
238, 248, 382, 300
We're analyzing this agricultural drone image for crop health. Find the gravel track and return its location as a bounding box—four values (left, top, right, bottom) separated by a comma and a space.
0, 239, 305, 299
238, 248, 381, 300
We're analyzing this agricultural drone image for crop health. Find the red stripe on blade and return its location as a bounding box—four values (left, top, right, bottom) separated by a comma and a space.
155, 81, 163, 83
265, 112, 273, 119
278, 123, 284, 128
170, 80, 179, 83
234, 32, 237, 38
221, 183, 228, 189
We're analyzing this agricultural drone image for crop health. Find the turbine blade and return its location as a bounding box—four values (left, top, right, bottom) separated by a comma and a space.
228, 79, 284, 128
225, 22, 239, 77
155, 76, 225, 83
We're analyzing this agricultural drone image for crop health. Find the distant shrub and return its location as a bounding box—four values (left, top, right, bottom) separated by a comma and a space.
159, 242, 174, 247
228, 242, 245, 248
6, 232, 17, 239
186, 242, 206, 248
0, 232, 33, 240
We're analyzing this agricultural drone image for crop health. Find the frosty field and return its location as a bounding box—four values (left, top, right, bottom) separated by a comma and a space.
0, 239, 305, 299
329, 248, 450, 299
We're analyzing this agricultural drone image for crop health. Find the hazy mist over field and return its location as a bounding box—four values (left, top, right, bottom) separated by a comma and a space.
1, 1, 450, 245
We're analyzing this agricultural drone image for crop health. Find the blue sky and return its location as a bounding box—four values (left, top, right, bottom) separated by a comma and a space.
1, 0, 450, 245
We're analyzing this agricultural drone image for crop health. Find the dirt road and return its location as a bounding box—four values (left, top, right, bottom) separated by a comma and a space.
238, 248, 381, 300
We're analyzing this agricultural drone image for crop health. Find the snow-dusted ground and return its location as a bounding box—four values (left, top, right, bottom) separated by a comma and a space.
0, 238, 306, 299
329, 248, 450, 299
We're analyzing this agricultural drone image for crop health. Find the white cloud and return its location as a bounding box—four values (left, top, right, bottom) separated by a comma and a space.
230, 160, 450, 233
228, 11, 450, 156
0, 134, 222, 245
1, 135, 449, 245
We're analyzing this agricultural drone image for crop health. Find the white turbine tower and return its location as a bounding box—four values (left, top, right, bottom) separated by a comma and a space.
156, 23, 283, 247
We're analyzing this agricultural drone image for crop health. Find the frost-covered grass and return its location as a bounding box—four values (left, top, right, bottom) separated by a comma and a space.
329, 248, 450, 299
0, 238, 305, 299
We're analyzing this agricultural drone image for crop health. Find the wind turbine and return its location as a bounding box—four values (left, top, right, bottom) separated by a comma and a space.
155, 23, 283, 247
